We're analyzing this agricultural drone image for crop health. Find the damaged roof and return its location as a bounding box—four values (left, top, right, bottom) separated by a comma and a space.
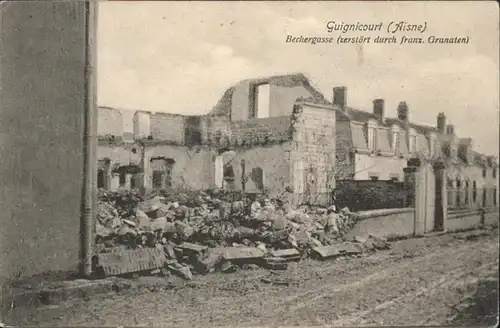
208, 73, 329, 117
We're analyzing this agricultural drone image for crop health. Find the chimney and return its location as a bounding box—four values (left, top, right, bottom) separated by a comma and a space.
397, 101, 409, 122
446, 124, 455, 135
459, 138, 473, 163
373, 99, 385, 123
333, 86, 347, 111
437, 112, 446, 134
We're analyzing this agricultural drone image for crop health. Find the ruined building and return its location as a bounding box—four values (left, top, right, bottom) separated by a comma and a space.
97, 74, 337, 205
97, 73, 499, 209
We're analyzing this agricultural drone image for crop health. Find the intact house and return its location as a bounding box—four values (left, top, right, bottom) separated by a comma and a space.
332, 86, 499, 210
97, 73, 337, 205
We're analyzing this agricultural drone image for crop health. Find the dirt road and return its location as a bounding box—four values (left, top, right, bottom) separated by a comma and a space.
4, 228, 499, 327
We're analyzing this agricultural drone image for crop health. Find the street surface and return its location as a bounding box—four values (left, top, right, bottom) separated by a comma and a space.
4, 227, 499, 327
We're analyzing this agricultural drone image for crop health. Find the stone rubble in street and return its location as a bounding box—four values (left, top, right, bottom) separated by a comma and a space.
93, 189, 391, 279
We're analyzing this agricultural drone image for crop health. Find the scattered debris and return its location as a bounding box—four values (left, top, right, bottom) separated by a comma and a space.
220, 261, 237, 273
270, 249, 301, 262
221, 247, 265, 261
167, 262, 193, 280
93, 189, 390, 278
194, 250, 224, 274
310, 245, 341, 260
177, 242, 208, 257
264, 257, 288, 270
364, 234, 391, 251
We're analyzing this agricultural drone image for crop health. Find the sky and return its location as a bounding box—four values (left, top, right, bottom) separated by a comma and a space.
97, 1, 499, 156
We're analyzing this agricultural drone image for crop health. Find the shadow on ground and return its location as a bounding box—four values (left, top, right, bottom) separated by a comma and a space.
451, 278, 499, 326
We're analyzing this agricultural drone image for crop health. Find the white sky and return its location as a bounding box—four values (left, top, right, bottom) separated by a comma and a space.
97, 1, 499, 156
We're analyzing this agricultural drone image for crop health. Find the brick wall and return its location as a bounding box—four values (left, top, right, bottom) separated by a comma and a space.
0, 2, 89, 283
98, 107, 123, 137
336, 180, 406, 211
290, 103, 336, 205
230, 116, 292, 147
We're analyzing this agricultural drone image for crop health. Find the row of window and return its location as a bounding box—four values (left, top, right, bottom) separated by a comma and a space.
98, 165, 174, 190
97, 170, 138, 189
98, 170, 174, 190
367, 127, 433, 156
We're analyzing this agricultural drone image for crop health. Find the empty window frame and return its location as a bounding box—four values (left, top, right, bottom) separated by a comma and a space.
250, 83, 270, 119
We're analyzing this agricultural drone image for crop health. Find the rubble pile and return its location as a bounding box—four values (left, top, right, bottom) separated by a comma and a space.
94, 190, 390, 279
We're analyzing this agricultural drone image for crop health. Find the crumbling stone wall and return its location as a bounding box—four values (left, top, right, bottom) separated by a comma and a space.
290, 102, 336, 205
0, 1, 88, 283
133, 111, 151, 140
225, 143, 292, 198
335, 121, 354, 179
229, 77, 320, 121
98, 143, 142, 166
150, 113, 187, 144
230, 116, 292, 147
143, 145, 214, 190
184, 116, 203, 146
140, 142, 292, 199
200, 116, 232, 146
